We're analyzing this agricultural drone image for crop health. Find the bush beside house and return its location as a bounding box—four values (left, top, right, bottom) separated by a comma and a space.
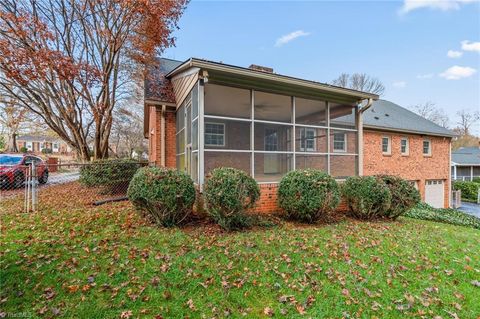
342, 176, 392, 220
278, 169, 340, 223
204, 167, 260, 230
127, 167, 196, 227
378, 175, 421, 219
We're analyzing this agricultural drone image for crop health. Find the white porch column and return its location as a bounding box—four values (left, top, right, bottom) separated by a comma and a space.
198, 80, 205, 190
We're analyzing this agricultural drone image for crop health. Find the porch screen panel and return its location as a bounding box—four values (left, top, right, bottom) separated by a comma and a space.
330, 155, 357, 178
205, 151, 251, 175
204, 84, 251, 118
204, 119, 251, 150
295, 127, 327, 153
330, 103, 355, 129
254, 153, 293, 183
254, 91, 292, 123
295, 98, 327, 126
295, 154, 327, 171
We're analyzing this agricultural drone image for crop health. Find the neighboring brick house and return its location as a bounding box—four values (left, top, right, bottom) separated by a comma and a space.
451, 145, 480, 181
16, 135, 72, 155
145, 58, 454, 211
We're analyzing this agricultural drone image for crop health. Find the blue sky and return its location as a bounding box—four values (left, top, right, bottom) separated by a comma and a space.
163, 0, 480, 134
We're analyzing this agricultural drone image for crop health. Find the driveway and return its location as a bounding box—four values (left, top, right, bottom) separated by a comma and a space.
48, 171, 80, 185
458, 202, 480, 218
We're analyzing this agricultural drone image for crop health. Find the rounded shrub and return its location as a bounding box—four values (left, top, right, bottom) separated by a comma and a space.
278, 169, 340, 223
127, 167, 196, 227
80, 158, 141, 194
453, 180, 480, 202
342, 176, 391, 220
204, 167, 260, 230
377, 175, 421, 219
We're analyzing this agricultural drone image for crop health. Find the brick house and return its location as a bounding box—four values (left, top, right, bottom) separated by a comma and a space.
145, 58, 455, 210
16, 135, 72, 155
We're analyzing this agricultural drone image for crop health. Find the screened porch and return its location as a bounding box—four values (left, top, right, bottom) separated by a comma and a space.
176, 81, 360, 186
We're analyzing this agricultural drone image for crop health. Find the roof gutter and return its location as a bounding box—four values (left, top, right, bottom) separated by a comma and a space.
358, 98, 373, 114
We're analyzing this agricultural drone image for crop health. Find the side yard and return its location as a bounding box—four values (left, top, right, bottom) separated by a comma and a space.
1, 182, 479, 318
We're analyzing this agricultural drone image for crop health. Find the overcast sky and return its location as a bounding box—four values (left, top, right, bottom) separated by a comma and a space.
163, 0, 480, 135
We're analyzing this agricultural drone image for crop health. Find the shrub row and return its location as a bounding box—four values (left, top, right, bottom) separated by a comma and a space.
127, 166, 421, 229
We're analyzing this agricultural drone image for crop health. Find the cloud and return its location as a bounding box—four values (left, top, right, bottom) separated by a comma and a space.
393, 81, 407, 88
399, 0, 476, 14
439, 65, 477, 80
447, 50, 463, 58
416, 73, 434, 79
461, 40, 480, 52
275, 30, 310, 47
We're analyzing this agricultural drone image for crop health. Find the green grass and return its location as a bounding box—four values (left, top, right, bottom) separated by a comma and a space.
1, 185, 480, 318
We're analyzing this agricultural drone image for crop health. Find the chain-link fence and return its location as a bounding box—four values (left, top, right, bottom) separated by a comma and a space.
1, 159, 148, 212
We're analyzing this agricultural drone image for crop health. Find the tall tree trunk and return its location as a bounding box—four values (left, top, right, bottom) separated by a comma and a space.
7, 132, 18, 152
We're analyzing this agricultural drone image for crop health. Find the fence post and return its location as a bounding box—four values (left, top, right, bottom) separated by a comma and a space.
31, 161, 38, 211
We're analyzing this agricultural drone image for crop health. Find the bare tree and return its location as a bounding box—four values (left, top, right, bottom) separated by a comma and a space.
456, 109, 479, 136
410, 102, 450, 128
0, 93, 28, 152
0, 0, 187, 160
332, 73, 385, 96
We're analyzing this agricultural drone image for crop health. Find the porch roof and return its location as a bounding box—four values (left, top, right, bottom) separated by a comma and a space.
166, 58, 379, 104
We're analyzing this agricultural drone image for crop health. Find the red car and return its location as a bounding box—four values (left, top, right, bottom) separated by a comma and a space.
0, 154, 49, 189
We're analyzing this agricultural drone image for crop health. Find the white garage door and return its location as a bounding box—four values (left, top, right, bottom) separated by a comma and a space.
425, 180, 444, 208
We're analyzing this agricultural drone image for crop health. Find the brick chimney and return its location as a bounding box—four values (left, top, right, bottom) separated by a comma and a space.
248, 64, 273, 73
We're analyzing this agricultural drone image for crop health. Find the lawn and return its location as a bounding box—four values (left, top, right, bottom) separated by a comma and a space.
1, 183, 479, 318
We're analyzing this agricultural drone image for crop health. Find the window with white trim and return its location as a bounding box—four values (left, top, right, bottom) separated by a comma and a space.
382, 136, 391, 155
300, 128, 316, 151
400, 137, 409, 155
423, 139, 431, 156
205, 123, 225, 147
333, 132, 346, 152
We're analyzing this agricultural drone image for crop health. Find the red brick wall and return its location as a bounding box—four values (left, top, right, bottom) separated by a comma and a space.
363, 130, 451, 208
165, 111, 176, 168
148, 106, 176, 168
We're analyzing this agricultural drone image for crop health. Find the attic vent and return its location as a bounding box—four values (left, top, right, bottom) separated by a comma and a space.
374, 116, 380, 120
249, 64, 274, 73
385, 113, 390, 117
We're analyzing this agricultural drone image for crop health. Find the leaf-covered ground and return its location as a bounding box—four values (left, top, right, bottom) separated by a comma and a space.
1, 183, 479, 318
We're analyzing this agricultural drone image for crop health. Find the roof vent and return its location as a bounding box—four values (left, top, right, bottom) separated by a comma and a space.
385, 113, 390, 117
249, 64, 274, 73
374, 116, 379, 120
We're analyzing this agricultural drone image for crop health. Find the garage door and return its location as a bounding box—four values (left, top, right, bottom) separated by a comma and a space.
425, 180, 444, 208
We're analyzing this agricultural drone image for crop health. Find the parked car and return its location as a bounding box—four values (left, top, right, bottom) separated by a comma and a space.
0, 154, 49, 189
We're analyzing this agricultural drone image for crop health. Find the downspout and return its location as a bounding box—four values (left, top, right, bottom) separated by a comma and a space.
160, 105, 166, 167
357, 98, 373, 176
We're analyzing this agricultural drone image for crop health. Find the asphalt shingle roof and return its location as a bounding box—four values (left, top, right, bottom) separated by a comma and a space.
363, 100, 456, 137
452, 147, 480, 165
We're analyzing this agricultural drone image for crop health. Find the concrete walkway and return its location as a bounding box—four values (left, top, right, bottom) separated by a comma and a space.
458, 202, 480, 218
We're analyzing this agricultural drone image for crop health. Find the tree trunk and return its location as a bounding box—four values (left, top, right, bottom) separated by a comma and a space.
7, 132, 18, 152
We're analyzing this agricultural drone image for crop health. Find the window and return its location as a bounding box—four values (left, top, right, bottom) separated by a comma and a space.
333, 132, 346, 152
300, 128, 316, 151
382, 136, 391, 155
400, 138, 409, 155
423, 139, 431, 155
205, 123, 225, 147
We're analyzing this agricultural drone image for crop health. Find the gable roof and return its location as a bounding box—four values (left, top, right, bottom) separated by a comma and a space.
363, 100, 455, 137
452, 147, 480, 165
